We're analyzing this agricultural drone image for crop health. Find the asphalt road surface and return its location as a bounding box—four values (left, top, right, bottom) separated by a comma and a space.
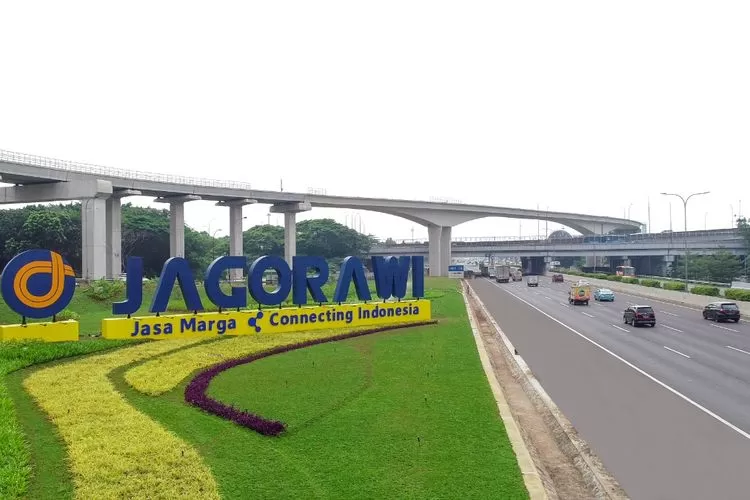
470, 276, 750, 500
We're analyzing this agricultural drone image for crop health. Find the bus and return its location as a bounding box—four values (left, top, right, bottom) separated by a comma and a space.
616, 265, 635, 277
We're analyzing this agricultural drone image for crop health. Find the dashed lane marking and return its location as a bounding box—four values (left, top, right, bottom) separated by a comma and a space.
611, 324, 630, 333
663, 346, 691, 359
581, 311, 595, 318
493, 282, 750, 441
662, 325, 684, 333
726, 345, 750, 356
710, 324, 740, 333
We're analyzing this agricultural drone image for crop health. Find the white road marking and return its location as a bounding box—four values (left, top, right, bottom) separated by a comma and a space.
662, 325, 684, 333
663, 346, 691, 358
611, 324, 630, 333
559, 302, 570, 308
544, 296, 552, 300
726, 345, 750, 356
660, 310, 679, 317
710, 324, 740, 333
495, 283, 750, 441
581, 311, 595, 318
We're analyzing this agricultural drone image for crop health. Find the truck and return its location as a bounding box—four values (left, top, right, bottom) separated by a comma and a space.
495, 265, 511, 283
568, 282, 591, 305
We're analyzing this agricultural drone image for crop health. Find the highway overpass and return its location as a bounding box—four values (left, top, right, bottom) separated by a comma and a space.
0, 148, 642, 279
370, 228, 747, 275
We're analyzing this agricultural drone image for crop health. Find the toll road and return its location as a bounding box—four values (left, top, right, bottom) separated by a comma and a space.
470, 277, 750, 500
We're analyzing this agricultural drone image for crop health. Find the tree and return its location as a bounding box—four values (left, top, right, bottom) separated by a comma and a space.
6, 211, 69, 256
297, 219, 373, 258
243, 225, 284, 259
739, 217, 750, 251
121, 204, 170, 276
671, 251, 742, 283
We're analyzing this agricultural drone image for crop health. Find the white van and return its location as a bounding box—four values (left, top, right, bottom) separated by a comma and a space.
527, 275, 539, 287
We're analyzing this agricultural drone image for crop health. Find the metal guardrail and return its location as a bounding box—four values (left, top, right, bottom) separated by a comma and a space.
376, 229, 743, 248
0, 148, 254, 190
0, 148, 462, 205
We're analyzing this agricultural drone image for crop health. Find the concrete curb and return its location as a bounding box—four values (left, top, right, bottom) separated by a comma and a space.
465, 281, 629, 500
559, 274, 750, 321
460, 282, 548, 500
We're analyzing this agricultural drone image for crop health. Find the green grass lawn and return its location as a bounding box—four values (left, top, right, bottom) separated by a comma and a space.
4, 277, 528, 499
0, 339, 134, 499
114, 277, 527, 498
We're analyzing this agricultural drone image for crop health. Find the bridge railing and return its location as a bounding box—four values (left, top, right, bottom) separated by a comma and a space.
0, 148, 255, 191
375, 228, 742, 248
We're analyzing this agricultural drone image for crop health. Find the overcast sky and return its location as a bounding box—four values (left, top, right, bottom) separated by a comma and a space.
1, 1, 747, 241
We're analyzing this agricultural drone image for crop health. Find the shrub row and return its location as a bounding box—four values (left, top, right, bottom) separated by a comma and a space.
559, 269, 750, 302
690, 285, 721, 297
640, 279, 662, 288
725, 289, 750, 301
663, 281, 687, 291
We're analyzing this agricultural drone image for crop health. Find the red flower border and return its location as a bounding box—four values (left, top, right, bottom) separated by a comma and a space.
184, 320, 438, 436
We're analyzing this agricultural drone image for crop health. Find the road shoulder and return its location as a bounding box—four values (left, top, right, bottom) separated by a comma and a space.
462, 280, 628, 500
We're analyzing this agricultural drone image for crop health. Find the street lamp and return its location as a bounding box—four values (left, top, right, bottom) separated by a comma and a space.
660, 191, 710, 291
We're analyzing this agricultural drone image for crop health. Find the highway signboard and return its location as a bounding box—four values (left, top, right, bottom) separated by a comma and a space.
448, 264, 464, 279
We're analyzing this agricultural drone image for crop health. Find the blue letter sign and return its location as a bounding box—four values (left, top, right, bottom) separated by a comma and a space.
113, 253, 425, 315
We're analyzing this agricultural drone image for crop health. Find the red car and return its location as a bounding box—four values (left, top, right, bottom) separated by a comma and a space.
552, 274, 564, 283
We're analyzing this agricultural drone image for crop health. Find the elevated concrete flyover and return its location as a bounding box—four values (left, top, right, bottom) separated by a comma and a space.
0, 148, 642, 279
370, 229, 747, 275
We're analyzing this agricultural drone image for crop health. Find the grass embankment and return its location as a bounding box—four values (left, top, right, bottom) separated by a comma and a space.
0, 339, 133, 499
0, 279, 388, 335
22, 339, 221, 499
5, 277, 527, 498
119, 277, 528, 498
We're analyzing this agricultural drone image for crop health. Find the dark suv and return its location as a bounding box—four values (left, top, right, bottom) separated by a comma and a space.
703, 302, 741, 323
623, 305, 656, 327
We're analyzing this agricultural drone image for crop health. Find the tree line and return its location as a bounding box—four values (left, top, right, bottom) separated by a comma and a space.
0, 203, 376, 277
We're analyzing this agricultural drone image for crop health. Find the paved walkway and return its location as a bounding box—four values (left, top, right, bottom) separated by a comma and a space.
558, 273, 749, 318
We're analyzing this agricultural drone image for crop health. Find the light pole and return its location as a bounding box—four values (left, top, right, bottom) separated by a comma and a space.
731, 204, 735, 227
661, 191, 709, 291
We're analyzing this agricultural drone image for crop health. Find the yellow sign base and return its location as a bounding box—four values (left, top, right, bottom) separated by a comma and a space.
0, 320, 79, 343
102, 300, 432, 340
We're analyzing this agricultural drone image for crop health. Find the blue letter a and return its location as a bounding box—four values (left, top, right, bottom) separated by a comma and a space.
333, 256, 371, 302
371, 256, 411, 300
150, 257, 204, 313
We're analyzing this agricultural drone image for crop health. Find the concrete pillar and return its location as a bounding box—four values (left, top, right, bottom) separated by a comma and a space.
440, 226, 452, 276
170, 201, 186, 258
82, 198, 108, 281
270, 201, 312, 265
428, 225, 442, 277
104, 189, 142, 279
155, 195, 201, 258
284, 212, 297, 264
105, 197, 122, 278
217, 199, 257, 281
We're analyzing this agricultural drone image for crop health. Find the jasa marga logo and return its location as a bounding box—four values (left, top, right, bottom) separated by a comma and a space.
0, 249, 77, 319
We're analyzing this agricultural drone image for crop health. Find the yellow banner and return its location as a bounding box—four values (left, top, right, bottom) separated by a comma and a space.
0, 320, 79, 343
101, 300, 431, 340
